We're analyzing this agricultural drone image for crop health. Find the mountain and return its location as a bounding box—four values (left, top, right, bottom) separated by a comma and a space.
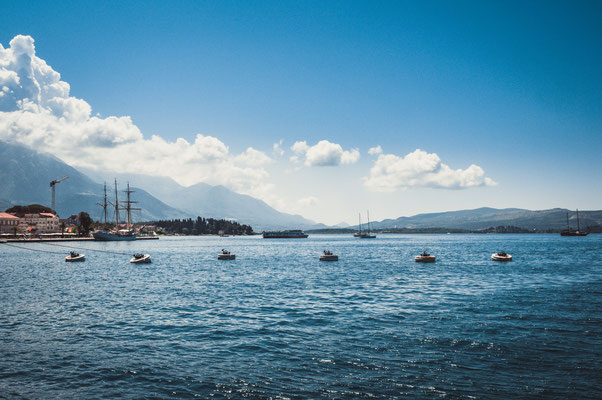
364, 207, 602, 231
1, 141, 320, 230
0, 141, 186, 221
81, 170, 322, 230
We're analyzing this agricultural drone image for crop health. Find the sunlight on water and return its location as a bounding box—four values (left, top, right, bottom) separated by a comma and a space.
1, 234, 601, 398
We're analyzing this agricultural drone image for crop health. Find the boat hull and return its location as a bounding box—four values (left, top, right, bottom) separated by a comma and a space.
218, 254, 236, 260
560, 231, 589, 236
319, 255, 338, 261
130, 254, 151, 263
415, 256, 435, 263
93, 230, 137, 241
262, 230, 308, 238
65, 255, 85, 262
491, 254, 512, 261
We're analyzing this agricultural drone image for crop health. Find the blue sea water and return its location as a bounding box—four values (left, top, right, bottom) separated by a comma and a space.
1, 234, 601, 399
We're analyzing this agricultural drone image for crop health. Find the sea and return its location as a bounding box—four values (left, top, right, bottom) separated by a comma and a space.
1, 234, 601, 399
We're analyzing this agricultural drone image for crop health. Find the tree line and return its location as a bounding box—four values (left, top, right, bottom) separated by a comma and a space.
152, 217, 254, 235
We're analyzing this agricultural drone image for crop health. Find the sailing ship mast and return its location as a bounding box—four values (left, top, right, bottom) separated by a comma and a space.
121, 183, 141, 231
358, 213, 362, 235
576, 209, 581, 232
113, 179, 120, 229
367, 210, 372, 235
96, 182, 109, 226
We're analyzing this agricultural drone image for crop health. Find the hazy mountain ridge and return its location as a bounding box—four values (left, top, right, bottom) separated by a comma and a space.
0, 141, 187, 221
1, 141, 321, 230
82, 169, 322, 230
363, 207, 602, 231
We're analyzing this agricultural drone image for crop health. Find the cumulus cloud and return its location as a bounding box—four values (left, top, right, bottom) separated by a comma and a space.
368, 145, 382, 155
272, 139, 285, 157
364, 149, 496, 191
0, 35, 273, 198
290, 139, 359, 167
234, 147, 272, 166
297, 196, 318, 207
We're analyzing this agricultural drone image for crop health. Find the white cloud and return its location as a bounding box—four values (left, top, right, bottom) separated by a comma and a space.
235, 147, 272, 166
364, 149, 496, 191
0, 35, 274, 199
297, 196, 318, 207
368, 145, 382, 155
272, 139, 285, 157
290, 139, 359, 167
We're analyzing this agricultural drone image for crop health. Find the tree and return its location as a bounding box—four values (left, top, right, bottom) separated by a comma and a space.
78, 212, 93, 235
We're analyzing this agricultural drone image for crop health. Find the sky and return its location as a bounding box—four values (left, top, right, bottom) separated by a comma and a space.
1, 0, 601, 225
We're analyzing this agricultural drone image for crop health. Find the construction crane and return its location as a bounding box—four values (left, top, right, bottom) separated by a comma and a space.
50, 176, 69, 214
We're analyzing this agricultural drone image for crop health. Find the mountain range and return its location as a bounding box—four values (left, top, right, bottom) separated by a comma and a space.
1, 140, 600, 231
359, 207, 602, 231
0, 140, 320, 230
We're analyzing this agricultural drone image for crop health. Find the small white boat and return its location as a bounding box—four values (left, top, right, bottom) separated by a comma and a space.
130, 253, 151, 263
319, 250, 338, 261
218, 249, 236, 260
491, 251, 512, 261
65, 252, 85, 262
415, 251, 435, 263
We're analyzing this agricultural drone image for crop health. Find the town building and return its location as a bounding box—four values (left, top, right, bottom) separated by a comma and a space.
0, 212, 20, 234
19, 213, 60, 234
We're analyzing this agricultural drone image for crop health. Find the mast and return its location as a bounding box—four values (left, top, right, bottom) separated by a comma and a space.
566, 211, 570, 231
121, 182, 140, 231
358, 213, 362, 234
367, 210, 371, 234
96, 182, 110, 226
114, 179, 119, 229
576, 209, 580, 232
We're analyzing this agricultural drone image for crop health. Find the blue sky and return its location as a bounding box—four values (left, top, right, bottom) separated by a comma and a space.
1, 1, 601, 224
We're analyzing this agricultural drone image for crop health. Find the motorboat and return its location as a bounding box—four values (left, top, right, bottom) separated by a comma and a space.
319, 250, 338, 261
65, 251, 85, 262
415, 251, 435, 263
491, 251, 512, 261
130, 253, 151, 263
218, 249, 236, 260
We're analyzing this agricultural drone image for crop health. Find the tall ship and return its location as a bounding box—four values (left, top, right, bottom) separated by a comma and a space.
93, 180, 140, 241
354, 211, 376, 239
262, 229, 308, 239
560, 209, 589, 237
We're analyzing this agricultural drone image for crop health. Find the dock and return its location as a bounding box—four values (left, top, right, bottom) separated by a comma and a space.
2, 236, 159, 243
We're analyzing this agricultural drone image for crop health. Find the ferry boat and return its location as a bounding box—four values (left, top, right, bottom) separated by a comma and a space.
93, 180, 139, 241
262, 230, 308, 239
560, 210, 589, 236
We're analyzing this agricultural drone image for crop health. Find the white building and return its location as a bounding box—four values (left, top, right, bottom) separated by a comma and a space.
20, 213, 60, 234
0, 212, 20, 234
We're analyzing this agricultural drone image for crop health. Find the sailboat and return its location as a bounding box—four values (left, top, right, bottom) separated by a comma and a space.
93, 180, 140, 241
354, 211, 376, 239
560, 209, 589, 236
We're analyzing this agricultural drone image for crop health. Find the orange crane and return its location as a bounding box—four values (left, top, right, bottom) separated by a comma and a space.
50, 176, 69, 213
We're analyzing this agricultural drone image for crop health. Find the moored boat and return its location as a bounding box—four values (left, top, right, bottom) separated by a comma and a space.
319, 250, 338, 261
65, 251, 85, 262
262, 230, 308, 239
560, 210, 589, 236
415, 251, 435, 263
218, 249, 236, 260
93, 180, 139, 241
491, 251, 512, 261
130, 253, 151, 263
